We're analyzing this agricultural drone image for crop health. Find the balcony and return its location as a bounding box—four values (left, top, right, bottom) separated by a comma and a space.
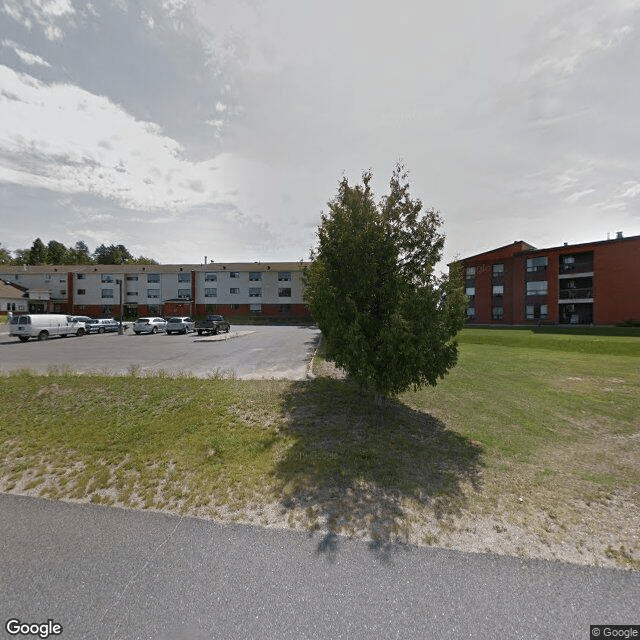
559, 252, 593, 275
559, 288, 593, 301
559, 260, 594, 274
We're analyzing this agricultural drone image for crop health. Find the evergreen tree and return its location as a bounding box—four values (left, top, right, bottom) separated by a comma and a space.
28, 238, 47, 265
46, 240, 69, 264
69, 241, 93, 264
304, 164, 466, 398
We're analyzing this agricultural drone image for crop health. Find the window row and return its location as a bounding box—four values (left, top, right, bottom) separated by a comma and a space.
83, 271, 294, 283
465, 263, 504, 278
466, 303, 549, 320
93, 288, 293, 299
466, 282, 548, 297
466, 285, 505, 297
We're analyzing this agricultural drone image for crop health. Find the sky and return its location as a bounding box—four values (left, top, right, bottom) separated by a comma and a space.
1, 0, 639, 271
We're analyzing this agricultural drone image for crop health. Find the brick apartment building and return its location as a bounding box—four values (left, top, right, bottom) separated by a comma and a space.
0, 262, 311, 319
454, 233, 640, 325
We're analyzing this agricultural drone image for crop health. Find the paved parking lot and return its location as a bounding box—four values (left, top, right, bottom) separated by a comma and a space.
0, 324, 320, 379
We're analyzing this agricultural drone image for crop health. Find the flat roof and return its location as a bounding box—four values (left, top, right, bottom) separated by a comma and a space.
0, 261, 311, 275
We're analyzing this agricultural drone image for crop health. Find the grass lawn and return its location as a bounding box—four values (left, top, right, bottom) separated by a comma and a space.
1, 326, 638, 568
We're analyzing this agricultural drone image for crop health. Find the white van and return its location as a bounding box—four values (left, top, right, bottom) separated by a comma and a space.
9, 314, 85, 342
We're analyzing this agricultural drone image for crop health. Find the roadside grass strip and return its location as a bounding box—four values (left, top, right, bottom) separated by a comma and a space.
0, 326, 638, 569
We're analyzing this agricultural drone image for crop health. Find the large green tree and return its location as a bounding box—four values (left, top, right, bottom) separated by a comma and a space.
304, 164, 466, 398
0, 243, 12, 264
69, 241, 93, 265
46, 240, 69, 264
28, 237, 47, 265
93, 243, 134, 264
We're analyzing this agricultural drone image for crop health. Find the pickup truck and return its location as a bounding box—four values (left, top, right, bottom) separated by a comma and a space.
194, 314, 231, 336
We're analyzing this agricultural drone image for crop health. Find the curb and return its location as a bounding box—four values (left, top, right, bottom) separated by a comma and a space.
193, 330, 256, 343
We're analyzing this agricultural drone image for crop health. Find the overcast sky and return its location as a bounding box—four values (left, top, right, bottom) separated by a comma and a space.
1, 0, 639, 269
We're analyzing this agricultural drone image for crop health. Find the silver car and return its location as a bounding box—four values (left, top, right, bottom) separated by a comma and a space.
133, 317, 167, 334
165, 316, 195, 335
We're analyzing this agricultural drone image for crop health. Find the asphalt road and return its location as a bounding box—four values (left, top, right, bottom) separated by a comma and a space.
1, 493, 638, 640
0, 324, 320, 379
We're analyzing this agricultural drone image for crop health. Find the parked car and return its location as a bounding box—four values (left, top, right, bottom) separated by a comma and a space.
194, 315, 231, 336
133, 317, 167, 334
70, 315, 94, 328
166, 316, 195, 335
86, 318, 120, 334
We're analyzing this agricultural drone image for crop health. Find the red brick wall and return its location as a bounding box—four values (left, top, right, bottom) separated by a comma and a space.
194, 303, 310, 318
593, 240, 640, 324
458, 236, 640, 325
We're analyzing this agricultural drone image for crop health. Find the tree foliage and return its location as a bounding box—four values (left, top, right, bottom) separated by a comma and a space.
303, 164, 466, 398
0, 239, 158, 265
29, 238, 47, 265
93, 243, 134, 264
46, 240, 69, 264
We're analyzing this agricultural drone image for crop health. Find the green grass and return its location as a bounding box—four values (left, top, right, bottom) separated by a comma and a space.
1, 326, 639, 567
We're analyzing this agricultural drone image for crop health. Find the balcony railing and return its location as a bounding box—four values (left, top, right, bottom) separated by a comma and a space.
559, 288, 593, 300
559, 261, 593, 273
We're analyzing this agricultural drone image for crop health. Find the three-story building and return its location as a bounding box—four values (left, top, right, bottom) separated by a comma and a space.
454, 234, 640, 325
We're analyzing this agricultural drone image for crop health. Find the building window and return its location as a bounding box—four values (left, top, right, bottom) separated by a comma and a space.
492, 263, 504, 273
77, 274, 86, 280
492, 285, 504, 296
465, 267, 476, 278
101, 274, 114, 283
230, 272, 240, 279
205, 288, 217, 297
205, 272, 217, 282
147, 289, 160, 298
148, 305, 160, 315
526, 281, 548, 296
127, 291, 138, 296
101, 306, 113, 314
178, 272, 190, 283
231, 303, 241, 310
466, 307, 476, 319
278, 271, 291, 281
44, 274, 51, 281
127, 275, 138, 281
526, 256, 548, 272
147, 274, 160, 283
249, 272, 261, 281
465, 287, 475, 297
101, 289, 114, 298
230, 288, 239, 294
77, 289, 86, 295
492, 307, 504, 320
60, 290, 66, 296
249, 287, 262, 297
249, 304, 262, 314
177, 289, 190, 299
279, 304, 291, 314
278, 288, 292, 298
526, 304, 548, 320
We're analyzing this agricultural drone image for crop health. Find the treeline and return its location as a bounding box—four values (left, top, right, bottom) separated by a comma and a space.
0, 238, 158, 266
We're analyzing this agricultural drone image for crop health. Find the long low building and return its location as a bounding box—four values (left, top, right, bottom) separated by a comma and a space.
454, 233, 640, 325
0, 262, 311, 319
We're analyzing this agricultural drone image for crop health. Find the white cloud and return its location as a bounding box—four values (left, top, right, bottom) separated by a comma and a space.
522, 1, 640, 81
619, 181, 640, 198
0, 65, 238, 212
565, 189, 595, 203
2, 0, 75, 40
2, 40, 51, 67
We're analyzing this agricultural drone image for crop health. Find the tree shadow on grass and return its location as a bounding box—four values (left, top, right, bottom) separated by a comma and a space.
273, 377, 484, 562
